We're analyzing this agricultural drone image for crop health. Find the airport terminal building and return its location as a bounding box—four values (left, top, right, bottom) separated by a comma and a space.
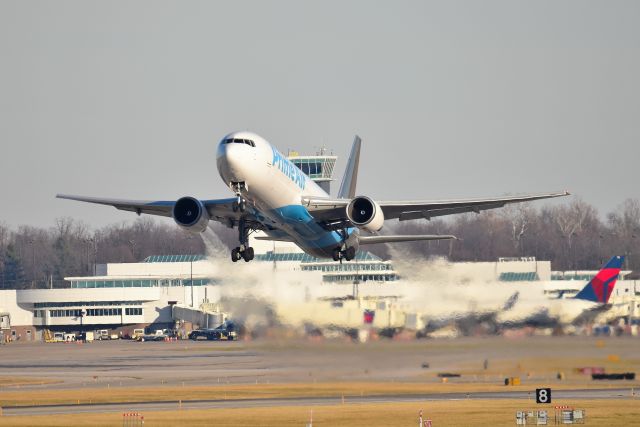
1, 243, 639, 342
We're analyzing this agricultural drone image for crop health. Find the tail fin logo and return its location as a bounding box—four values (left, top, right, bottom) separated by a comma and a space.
574, 256, 624, 303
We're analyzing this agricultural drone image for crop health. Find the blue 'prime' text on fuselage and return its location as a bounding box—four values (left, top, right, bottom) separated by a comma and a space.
272, 147, 307, 190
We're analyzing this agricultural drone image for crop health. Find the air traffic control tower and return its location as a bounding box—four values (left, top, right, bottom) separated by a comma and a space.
288, 148, 337, 194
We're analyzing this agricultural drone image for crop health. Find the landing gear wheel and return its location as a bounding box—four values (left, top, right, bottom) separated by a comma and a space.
231, 247, 241, 262
332, 248, 341, 262
242, 247, 254, 262
345, 247, 356, 261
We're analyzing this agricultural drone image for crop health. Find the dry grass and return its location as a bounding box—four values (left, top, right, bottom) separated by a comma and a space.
2, 399, 640, 426
0, 378, 59, 387
0, 381, 638, 407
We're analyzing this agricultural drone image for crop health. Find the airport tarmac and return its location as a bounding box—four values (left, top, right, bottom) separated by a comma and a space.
0, 336, 639, 389
0, 336, 638, 419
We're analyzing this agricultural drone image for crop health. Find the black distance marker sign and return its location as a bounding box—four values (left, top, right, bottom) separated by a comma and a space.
535, 388, 552, 404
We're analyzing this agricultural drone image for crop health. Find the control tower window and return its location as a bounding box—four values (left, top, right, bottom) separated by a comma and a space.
292, 160, 324, 176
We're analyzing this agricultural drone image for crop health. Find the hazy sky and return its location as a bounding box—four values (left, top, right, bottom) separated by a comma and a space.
1, 1, 639, 228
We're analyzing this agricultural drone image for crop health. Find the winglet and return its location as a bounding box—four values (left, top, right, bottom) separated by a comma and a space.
337, 136, 361, 199
574, 255, 624, 303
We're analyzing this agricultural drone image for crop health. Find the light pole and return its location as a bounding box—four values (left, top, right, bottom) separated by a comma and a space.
190, 258, 194, 308
85, 239, 91, 275
186, 234, 194, 307
91, 237, 98, 276
29, 240, 35, 288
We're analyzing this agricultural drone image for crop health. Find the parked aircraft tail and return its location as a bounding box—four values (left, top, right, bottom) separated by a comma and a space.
574, 255, 624, 303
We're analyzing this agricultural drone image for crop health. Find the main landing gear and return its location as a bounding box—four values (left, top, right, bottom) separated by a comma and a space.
332, 229, 357, 262
231, 218, 255, 263
231, 246, 254, 262
332, 246, 356, 262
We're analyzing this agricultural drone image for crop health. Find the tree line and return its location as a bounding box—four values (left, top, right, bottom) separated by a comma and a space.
0, 198, 638, 289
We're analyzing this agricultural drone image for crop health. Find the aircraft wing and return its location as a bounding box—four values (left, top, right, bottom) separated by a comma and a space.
56, 194, 243, 224
303, 191, 570, 228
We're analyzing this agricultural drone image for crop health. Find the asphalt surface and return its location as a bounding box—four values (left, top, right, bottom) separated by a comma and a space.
2, 336, 639, 389
2, 388, 636, 416
1, 336, 638, 417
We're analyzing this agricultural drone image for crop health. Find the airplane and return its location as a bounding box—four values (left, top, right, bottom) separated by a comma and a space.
572, 255, 625, 304
496, 255, 625, 328
57, 131, 569, 263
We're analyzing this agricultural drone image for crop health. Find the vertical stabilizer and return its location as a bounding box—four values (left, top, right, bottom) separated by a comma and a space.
338, 136, 361, 199
574, 255, 624, 303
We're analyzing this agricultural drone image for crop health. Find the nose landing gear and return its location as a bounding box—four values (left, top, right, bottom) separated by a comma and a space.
230, 182, 247, 213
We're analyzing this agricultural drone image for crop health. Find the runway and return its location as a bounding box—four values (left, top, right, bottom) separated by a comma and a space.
2, 388, 634, 416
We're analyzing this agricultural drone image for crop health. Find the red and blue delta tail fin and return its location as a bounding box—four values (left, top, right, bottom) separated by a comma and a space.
574, 256, 625, 303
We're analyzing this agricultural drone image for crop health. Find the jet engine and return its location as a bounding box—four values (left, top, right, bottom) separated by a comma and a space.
346, 196, 384, 232
172, 197, 210, 233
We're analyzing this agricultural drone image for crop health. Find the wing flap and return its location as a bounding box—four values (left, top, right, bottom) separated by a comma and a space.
397, 202, 506, 221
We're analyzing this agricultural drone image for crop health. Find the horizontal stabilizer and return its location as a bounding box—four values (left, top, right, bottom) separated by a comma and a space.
254, 236, 295, 242
358, 234, 456, 245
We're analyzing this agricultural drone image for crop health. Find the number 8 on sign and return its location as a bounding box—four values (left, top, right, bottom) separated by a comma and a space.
536, 388, 551, 404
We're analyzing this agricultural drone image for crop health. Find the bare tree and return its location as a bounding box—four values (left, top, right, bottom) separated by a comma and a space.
500, 203, 535, 255
548, 199, 596, 269
607, 198, 640, 269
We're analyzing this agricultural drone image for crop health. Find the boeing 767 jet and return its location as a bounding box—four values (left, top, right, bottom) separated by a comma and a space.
58, 132, 569, 263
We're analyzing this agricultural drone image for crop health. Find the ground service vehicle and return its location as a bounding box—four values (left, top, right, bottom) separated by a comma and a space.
76, 331, 94, 342
189, 322, 238, 341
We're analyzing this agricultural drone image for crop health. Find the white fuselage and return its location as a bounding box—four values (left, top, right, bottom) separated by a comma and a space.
216, 131, 353, 258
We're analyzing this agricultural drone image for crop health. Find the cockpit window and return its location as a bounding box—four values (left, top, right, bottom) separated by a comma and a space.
223, 138, 255, 147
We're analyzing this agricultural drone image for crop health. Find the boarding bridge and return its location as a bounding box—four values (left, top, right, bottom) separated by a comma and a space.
172, 305, 227, 329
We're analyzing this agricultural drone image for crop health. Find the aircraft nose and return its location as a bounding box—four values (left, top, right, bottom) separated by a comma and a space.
219, 141, 245, 179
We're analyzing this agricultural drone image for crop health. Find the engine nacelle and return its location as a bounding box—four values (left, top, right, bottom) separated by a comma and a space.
346, 196, 384, 232
172, 196, 210, 233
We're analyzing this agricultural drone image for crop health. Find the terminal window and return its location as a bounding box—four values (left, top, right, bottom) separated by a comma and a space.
125, 308, 142, 316
86, 308, 122, 316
